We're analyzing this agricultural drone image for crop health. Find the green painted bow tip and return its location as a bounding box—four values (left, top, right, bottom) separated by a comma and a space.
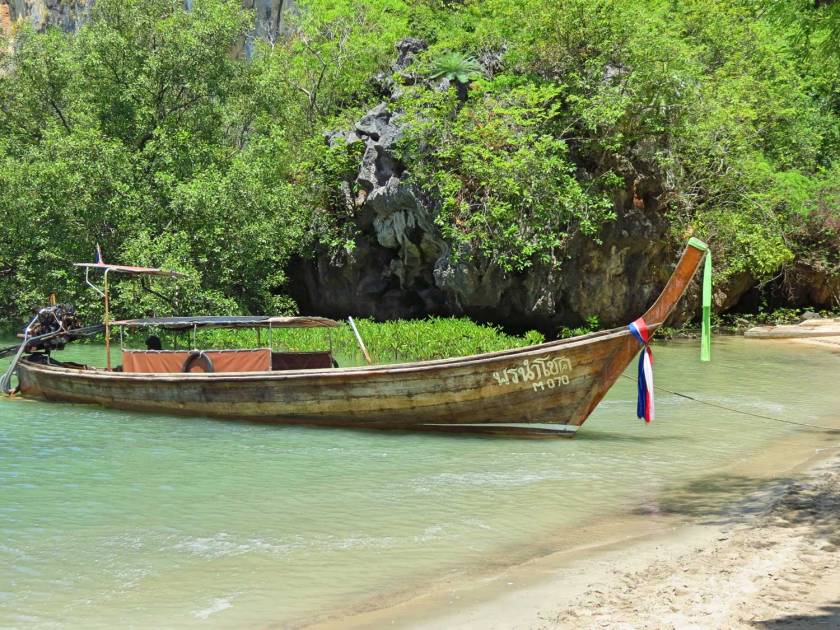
698, 240, 712, 362
687, 236, 709, 251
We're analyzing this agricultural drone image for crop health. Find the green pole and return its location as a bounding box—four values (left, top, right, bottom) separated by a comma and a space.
687, 237, 712, 362
701, 250, 712, 361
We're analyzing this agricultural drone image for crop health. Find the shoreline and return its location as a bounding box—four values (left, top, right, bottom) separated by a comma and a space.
309, 365, 840, 629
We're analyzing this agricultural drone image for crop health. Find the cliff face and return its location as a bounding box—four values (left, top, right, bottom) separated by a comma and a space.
0, 0, 290, 39
3, 0, 91, 32
241, 0, 286, 41
284, 40, 705, 333
290, 98, 704, 333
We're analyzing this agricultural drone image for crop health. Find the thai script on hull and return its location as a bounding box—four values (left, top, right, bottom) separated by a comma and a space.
492, 356, 572, 392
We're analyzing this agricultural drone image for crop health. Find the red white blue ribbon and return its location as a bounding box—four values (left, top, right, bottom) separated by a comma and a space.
628, 317, 654, 423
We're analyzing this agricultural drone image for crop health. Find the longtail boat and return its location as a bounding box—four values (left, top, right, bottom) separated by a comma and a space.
9, 239, 710, 437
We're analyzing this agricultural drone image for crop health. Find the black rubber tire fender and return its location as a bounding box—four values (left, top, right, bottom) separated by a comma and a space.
182, 350, 214, 373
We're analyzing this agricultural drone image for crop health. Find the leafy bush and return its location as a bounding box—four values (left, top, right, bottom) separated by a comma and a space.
789, 171, 840, 274
0, 0, 838, 331
132, 316, 546, 363
429, 52, 482, 84
396, 81, 618, 272
0, 0, 312, 327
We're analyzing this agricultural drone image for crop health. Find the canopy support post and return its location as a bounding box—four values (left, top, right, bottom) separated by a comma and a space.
348, 316, 372, 365
104, 269, 111, 371
84, 267, 105, 298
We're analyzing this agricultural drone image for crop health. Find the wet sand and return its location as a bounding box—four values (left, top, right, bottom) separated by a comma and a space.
313, 372, 840, 629
543, 452, 840, 629
791, 335, 840, 350
319, 445, 840, 630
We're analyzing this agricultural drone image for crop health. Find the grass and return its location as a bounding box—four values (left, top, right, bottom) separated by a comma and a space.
121, 317, 545, 364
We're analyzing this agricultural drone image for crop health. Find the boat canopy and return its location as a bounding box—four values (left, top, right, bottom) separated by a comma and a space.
74, 263, 186, 278
111, 315, 340, 330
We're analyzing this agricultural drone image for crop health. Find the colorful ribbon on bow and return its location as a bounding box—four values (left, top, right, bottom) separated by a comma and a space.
628, 317, 654, 422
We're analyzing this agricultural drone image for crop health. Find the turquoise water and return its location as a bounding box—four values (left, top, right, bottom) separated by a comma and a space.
1, 337, 838, 627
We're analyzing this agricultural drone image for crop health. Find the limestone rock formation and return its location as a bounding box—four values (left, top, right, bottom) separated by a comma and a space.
2, 0, 92, 32
291, 42, 703, 333
0, 0, 292, 40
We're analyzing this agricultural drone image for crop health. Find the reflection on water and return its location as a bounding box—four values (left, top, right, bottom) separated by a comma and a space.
0, 337, 838, 628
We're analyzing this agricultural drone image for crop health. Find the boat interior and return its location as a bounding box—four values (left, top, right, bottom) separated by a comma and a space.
21, 348, 337, 373
121, 348, 335, 373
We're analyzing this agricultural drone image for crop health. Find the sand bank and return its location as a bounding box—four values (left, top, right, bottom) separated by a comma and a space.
323, 450, 840, 629
790, 336, 840, 350
745, 317, 840, 340
315, 420, 840, 629
543, 453, 840, 629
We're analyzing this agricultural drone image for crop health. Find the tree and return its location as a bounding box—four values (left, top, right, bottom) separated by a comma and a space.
429, 51, 482, 103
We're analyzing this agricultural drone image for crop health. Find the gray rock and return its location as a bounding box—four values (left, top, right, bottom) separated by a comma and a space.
351, 104, 405, 193
354, 104, 389, 140
299, 100, 710, 332
394, 37, 428, 70
372, 38, 427, 96
324, 129, 361, 148
6, 0, 92, 32
369, 178, 424, 249
4, 0, 296, 42
477, 46, 506, 76
354, 104, 403, 146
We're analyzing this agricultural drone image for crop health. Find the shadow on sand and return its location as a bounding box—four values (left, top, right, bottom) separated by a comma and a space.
629, 473, 794, 525
755, 601, 840, 628
630, 459, 840, 544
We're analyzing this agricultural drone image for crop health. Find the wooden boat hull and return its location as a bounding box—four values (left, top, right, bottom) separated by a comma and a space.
16, 242, 708, 436
17, 328, 639, 435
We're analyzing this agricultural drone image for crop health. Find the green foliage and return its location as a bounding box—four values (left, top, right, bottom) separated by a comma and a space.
428, 51, 482, 83
1, 0, 838, 331
788, 166, 840, 275
307, 136, 367, 258
127, 316, 546, 363
253, 0, 410, 129
0, 0, 315, 327
558, 315, 600, 339
715, 306, 840, 333
396, 81, 617, 272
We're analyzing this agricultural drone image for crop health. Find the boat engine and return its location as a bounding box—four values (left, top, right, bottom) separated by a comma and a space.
25, 303, 84, 352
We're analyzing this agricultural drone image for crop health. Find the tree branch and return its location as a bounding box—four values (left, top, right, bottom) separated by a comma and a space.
49, 99, 72, 133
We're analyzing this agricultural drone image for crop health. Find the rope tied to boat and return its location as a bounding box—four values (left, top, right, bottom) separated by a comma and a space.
620, 373, 838, 432
628, 317, 654, 423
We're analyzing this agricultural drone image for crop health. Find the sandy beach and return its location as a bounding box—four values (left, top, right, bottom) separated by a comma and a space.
323, 447, 840, 630
319, 382, 840, 630
543, 452, 840, 630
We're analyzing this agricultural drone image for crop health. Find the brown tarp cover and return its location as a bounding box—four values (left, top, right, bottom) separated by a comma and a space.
123, 349, 271, 373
